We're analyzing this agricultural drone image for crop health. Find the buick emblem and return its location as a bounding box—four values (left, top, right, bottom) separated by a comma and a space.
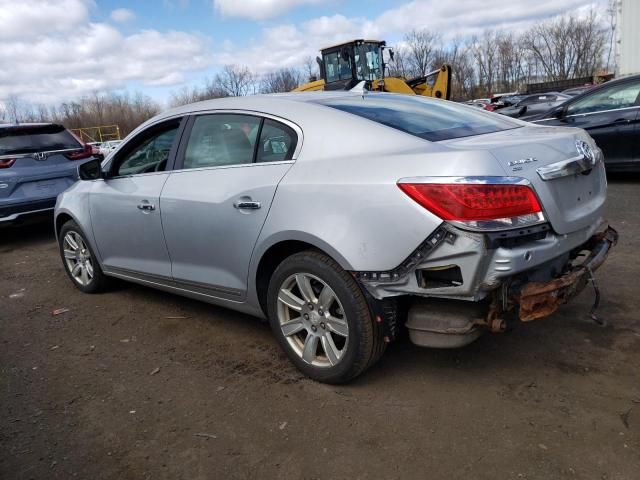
508, 157, 537, 171
576, 140, 595, 165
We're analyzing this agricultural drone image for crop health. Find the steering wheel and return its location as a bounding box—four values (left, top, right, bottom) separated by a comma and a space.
154, 158, 167, 172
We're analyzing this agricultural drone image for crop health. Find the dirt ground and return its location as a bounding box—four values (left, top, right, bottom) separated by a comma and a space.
1, 177, 639, 480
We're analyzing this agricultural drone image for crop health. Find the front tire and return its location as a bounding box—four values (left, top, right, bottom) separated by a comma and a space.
59, 220, 110, 293
267, 250, 385, 383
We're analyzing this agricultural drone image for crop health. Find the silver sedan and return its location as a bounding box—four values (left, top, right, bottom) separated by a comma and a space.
55, 92, 617, 383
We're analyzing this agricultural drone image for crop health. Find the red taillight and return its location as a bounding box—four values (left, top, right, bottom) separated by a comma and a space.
0, 158, 16, 169
398, 182, 543, 225
65, 144, 93, 161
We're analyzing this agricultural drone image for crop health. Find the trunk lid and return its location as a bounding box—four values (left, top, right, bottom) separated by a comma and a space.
441, 125, 607, 234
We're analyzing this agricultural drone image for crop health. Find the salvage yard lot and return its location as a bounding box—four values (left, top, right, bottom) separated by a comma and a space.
1, 177, 639, 480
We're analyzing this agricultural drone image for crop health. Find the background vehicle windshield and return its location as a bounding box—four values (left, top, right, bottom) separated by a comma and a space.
0, 125, 81, 155
316, 95, 520, 141
355, 43, 382, 81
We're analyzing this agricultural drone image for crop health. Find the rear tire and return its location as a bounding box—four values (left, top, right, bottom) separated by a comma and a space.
59, 220, 110, 293
267, 250, 385, 383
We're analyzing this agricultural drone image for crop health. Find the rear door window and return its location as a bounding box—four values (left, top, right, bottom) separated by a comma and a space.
256, 119, 297, 163
183, 114, 260, 169
316, 95, 520, 141
0, 125, 81, 156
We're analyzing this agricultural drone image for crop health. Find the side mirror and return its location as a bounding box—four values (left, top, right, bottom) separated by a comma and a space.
78, 158, 104, 181
553, 107, 565, 119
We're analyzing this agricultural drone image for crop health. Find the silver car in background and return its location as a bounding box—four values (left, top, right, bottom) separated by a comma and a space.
54, 92, 617, 383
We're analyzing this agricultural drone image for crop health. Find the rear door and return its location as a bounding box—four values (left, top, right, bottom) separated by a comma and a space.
160, 113, 299, 300
561, 79, 640, 168
90, 117, 184, 279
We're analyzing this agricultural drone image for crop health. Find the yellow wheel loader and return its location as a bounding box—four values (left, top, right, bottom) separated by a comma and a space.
292, 39, 451, 99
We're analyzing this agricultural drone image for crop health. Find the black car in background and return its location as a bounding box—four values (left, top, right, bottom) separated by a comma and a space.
497, 92, 571, 120
530, 74, 640, 172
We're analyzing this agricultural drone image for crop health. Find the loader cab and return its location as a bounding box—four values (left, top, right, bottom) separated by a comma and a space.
319, 40, 385, 91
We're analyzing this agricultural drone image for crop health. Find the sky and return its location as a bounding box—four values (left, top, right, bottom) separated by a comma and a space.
0, 0, 607, 107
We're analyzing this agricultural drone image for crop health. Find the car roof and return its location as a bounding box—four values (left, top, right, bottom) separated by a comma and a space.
138, 91, 430, 133
0, 122, 63, 130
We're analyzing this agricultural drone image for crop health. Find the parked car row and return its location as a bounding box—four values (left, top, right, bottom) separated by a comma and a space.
463, 75, 640, 171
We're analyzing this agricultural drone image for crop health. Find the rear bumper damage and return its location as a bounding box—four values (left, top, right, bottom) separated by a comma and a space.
357, 224, 618, 348
516, 226, 618, 321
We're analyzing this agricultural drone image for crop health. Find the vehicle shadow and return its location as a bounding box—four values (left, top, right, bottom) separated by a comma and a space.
0, 215, 55, 251
606, 171, 640, 183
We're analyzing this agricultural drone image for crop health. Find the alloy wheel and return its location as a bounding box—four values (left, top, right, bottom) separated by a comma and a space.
62, 231, 94, 286
277, 273, 349, 367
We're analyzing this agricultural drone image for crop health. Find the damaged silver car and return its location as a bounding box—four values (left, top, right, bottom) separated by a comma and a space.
54, 92, 617, 383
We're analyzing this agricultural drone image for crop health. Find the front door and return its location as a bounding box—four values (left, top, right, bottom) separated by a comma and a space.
161, 113, 299, 300
90, 118, 183, 279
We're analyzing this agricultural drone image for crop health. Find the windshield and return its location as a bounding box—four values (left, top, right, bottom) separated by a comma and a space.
0, 125, 81, 155
324, 50, 353, 83
316, 94, 521, 141
355, 43, 382, 81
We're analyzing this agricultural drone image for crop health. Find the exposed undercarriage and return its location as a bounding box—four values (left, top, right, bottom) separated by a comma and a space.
355, 222, 618, 348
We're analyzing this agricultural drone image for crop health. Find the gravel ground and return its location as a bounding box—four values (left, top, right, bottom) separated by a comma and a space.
1, 176, 639, 480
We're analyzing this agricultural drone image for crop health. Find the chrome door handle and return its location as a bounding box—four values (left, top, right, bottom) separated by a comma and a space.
234, 200, 261, 210
137, 202, 155, 211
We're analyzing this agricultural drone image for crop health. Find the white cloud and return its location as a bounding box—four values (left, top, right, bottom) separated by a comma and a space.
110, 8, 136, 23
215, 0, 606, 74
0, 0, 212, 104
0, 0, 89, 40
213, 0, 323, 21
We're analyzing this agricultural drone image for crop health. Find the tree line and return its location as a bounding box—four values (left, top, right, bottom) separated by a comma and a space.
0, 9, 611, 136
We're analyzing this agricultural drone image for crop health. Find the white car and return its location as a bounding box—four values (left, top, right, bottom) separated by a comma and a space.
98, 140, 122, 156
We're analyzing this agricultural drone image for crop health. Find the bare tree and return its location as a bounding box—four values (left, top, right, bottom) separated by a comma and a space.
260, 68, 302, 93
522, 11, 606, 80
470, 30, 499, 95
5, 95, 22, 123
302, 56, 319, 81
386, 45, 411, 78
214, 65, 255, 97
404, 29, 441, 77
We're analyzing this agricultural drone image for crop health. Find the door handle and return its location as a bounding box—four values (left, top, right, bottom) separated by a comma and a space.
234, 200, 261, 210
612, 118, 630, 124
137, 202, 156, 211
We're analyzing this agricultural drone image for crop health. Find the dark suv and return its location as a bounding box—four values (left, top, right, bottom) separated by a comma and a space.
0, 123, 97, 224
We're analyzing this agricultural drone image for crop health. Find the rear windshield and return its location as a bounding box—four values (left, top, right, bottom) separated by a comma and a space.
0, 125, 81, 155
315, 94, 520, 141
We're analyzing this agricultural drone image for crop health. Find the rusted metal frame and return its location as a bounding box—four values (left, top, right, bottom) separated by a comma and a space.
517, 226, 618, 321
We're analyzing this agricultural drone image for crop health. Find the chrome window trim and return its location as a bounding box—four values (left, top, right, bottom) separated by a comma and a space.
397, 176, 531, 186
535, 105, 640, 122
168, 159, 295, 175
565, 105, 640, 118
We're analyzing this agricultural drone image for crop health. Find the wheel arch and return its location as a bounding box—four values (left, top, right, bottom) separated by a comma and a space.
253, 233, 353, 316
54, 211, 76, 239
